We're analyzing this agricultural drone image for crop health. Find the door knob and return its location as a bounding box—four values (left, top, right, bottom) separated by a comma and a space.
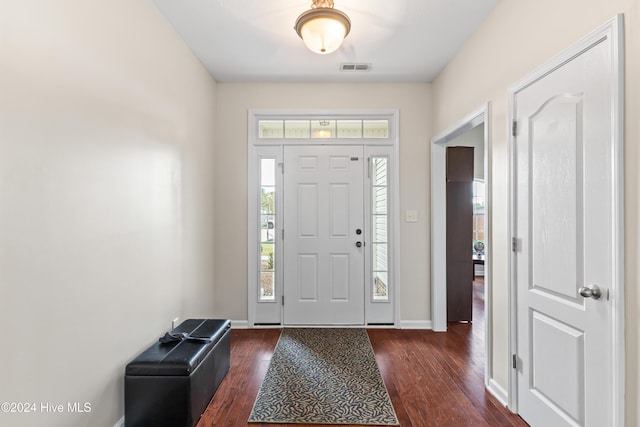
355, 242, 362, 248
355, 228, 362, 235
578, 284, 602, 300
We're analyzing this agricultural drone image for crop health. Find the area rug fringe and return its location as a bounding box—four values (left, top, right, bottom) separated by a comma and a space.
248, 328, 399, 425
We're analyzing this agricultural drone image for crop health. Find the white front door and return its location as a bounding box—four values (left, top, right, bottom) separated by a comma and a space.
511, 18, 623, 427
283, 145, 365, 325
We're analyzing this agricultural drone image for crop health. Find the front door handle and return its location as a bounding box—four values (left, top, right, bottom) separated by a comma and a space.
355, 242, 362, 248
578, 284, 602, 300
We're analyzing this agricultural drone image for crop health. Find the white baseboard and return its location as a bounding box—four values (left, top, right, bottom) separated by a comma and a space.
113, 416, 124, 427
230, 320, 250, 329
487, 378, 509, 406
399, 320, 433, 329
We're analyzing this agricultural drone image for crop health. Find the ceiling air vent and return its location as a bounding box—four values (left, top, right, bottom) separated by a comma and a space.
340, 63, 371, 72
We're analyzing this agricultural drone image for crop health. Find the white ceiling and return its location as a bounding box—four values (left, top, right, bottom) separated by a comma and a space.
152, 0, 500, 83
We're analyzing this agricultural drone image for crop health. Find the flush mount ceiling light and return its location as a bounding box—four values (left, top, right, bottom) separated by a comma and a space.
294, 0, 351, 54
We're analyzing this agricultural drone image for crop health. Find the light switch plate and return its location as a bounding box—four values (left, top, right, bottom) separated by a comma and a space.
405, 210, 418, 222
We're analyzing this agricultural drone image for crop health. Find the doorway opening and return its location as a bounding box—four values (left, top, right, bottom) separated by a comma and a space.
430, 103, 493, 395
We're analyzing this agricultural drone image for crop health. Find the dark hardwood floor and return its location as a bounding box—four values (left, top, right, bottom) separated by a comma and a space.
197, 278, 528, 426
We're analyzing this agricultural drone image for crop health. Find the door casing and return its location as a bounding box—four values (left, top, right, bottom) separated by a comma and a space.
247, 109, 401, 328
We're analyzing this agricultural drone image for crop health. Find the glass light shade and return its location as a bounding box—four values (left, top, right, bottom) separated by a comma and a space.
295, 8, 351, 54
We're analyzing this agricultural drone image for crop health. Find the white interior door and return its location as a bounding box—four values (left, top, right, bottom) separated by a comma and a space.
283, 145, 365, 325
511, 18, 623, 427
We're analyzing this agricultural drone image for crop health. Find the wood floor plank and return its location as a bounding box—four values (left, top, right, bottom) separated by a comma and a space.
196, 281, 529, 427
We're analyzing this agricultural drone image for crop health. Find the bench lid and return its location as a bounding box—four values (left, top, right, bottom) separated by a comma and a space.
125, 319, 230, 376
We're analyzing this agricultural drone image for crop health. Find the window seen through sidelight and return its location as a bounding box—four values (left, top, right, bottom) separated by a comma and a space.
473, 179, 485, 250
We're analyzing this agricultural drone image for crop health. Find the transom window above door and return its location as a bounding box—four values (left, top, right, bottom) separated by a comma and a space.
258, 119, 389, 139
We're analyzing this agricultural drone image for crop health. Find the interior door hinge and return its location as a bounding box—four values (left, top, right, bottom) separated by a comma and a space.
512, 120, 517, 137
512, 237, 518, 252
278, 162, 284, 174
512, 354, 517, 369
282, 295, 284, 306
282, 229, 285, 240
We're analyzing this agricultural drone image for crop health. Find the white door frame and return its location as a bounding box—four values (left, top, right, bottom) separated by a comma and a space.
507, 15, 625, 425
247, 109, 401, 328
430, 103, 493, 392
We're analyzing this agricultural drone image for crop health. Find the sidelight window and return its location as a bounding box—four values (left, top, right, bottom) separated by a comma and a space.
259, 158, 276, 301
371, 157, 389, 301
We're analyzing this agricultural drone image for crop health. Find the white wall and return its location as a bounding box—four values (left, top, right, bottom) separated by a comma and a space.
0, 1, 217, 426
214, 83, 432, 324
431, 0, 640, 424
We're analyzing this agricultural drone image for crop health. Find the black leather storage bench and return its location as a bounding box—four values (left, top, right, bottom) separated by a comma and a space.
125, 319, 231, 427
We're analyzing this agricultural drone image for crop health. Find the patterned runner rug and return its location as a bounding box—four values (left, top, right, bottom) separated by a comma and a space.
248, 328, 399, 425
